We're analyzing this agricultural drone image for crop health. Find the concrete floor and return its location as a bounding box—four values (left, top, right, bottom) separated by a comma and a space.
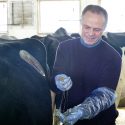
116, 108, 125, 125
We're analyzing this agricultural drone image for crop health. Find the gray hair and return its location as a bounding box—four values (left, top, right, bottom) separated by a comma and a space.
82, 5, 108, 28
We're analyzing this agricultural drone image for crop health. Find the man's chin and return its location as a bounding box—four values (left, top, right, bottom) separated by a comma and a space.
86, 38, 101, 45
85, 41, 97, 45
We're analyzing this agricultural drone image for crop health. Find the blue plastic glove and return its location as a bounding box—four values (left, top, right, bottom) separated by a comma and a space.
56, 87, 116, 125
64, 108, 83, 125
55, 74, 72, 91
55, 108, 83, 125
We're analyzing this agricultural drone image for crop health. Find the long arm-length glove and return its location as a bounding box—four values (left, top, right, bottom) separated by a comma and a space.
57, 87, 117, 125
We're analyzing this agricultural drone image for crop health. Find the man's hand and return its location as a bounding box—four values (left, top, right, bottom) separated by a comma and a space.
63, 107, 83, 125
55, 107, 83, 125
55, 74, 72, 91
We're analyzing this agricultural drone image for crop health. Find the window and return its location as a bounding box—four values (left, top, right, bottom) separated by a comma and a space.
39, 0, 80, 34
101, 0, 125, 32
0, 2, 7, 33
8, 1, 34, 26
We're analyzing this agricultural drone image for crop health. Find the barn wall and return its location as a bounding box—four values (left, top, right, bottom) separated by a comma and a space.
7, 0, 37, 39
0, 0, 100, 39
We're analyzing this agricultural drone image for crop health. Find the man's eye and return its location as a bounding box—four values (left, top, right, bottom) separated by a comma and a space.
94, 28, 102, 32
84, 26, 90, 30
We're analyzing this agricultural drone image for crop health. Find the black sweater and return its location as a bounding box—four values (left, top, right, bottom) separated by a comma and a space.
51, 37, 121, 125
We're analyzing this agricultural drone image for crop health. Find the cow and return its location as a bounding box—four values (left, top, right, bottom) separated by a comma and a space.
0, 38, 52, 125
0, 35, 17, 40
116, 47, 125, 107
102, 32, 125, 107
102, 32, 125, 56
31, 27, 73, 75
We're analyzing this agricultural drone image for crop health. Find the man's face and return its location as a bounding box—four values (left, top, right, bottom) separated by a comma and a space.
81, 11, 106, 45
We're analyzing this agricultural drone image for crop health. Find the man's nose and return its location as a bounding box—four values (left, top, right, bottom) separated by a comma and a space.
89, 28, 94, 35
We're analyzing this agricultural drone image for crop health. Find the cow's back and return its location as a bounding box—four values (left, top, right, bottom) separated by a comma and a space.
0, 38, 52, 125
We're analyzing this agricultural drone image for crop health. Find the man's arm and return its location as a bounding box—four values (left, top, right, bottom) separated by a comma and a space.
56, 87, 116, 125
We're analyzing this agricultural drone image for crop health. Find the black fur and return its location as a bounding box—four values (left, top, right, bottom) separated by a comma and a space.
0, 38, 52, 125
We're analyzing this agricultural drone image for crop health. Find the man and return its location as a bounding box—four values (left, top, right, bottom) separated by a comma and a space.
50, 5, 121, 125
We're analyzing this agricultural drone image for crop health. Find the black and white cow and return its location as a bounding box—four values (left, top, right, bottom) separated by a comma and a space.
0, 38, 52, 125
31, 27, 74, 75
102, 32, 125, 56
